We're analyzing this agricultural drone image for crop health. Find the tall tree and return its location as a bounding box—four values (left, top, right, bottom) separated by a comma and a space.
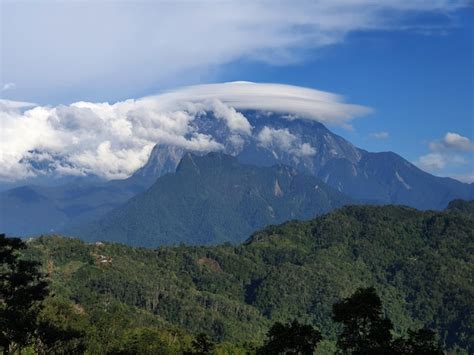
0, 234, 49, 354
332, 287, 393, 354
257, 319, 322, 355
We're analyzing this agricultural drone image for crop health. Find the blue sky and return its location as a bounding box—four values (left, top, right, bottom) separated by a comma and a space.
215, 9, 474, 178
1, 1, 473, 182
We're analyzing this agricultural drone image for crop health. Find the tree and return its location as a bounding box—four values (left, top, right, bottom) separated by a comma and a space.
332, 287, 393, 354
34, 298, 88, 355
191, 333, 215, 354
392, 328, 443, 355
0, 234, 49, 354
257, 319, 322, 355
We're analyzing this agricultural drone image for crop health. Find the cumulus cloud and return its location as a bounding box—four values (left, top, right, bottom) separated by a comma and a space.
257, 126, 316, 157
1, 0, 468, 103
370, 131, 389, 140
207, 99, 253, 135
417, 153, 449, 171
417, 152, 467, 173
0, 82, 366, 181
429, 132, 474, 152
417, 132, 473, 176
0, 96, 222, 181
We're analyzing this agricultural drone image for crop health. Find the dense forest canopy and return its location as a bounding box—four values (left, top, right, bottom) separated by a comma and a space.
4, 202, 471, 353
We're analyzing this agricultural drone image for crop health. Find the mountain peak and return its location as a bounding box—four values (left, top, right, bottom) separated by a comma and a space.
176, 152, 201, 173
176, 152, 239, 174
133, 144, 187, 179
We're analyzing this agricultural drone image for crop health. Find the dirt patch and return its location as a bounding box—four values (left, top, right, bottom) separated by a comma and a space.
73, 303, 86, 315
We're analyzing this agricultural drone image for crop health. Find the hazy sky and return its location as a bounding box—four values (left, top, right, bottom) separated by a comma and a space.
1, 0, 473, 181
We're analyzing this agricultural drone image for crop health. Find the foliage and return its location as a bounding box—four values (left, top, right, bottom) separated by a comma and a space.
190, 333, 216, 354
0, 234, 49, 353
109, 327, 193, 355
332, 287, 393, 354
392, 328, 443, 355
257, 319, 322, 355
73, 152, 351, 246
332, 287, 444, 354
21, 203, 474, 353
446, 199, 474, 218
34, 297, 88, 354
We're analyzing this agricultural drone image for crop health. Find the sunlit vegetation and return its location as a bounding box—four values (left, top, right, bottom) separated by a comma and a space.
2, 202, 473, 353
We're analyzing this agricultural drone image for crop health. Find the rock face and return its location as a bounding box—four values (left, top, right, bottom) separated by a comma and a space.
128, 111, 474, 210
130, 145, 188, 185
73, 152, 352, 247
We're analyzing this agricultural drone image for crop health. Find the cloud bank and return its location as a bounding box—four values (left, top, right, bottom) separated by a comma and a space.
0, 82, 370, 181
1, 0, 468, 103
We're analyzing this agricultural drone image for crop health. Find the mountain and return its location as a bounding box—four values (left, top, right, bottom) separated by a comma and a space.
26, 203, 474, 353
72, 152, 352, 246
122, 111, 474, 210
446, 199, 474, 218
2, 110, 473, 237
128, 145, 188, 187
0, 176, 151, 236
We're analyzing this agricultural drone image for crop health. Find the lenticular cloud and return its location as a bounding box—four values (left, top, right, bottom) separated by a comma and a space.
147, 82, 371, 127
0, 82, 372, 181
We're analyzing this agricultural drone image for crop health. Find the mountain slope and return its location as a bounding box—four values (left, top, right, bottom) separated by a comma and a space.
129, 111, 474, 210
319, 151, 474, 209
0, 177, 149, 236
446, 199, 474, 217
27, 203, 474, 352
2, 110, 473, 237
0, 186, 70, 235
73, 152, 352, 246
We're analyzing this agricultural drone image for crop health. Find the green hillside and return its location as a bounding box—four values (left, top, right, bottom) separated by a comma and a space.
73, 152, 351, 246
24, 203, 474, 353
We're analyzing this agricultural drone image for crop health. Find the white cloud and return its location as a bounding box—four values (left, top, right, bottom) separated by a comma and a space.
0, 82, 365, 181
450, 173, 474, 183
429, 132, 474, 152
0, 96, 222, 181
258, 127, 297, 150
0, 99, 36, 111
298, 143, 317, 157
207, 99, 253, 135
417, 132, 473, 177
417, 153, 448, 171
370, 131, 389, 140
1, 0, 468, 103
257, 126, 316, 157
148, 82, 371, 128
2, 83, 15, 92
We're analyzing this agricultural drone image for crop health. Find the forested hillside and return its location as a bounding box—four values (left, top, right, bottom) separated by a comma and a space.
72, 152, 351, 246
21, 203, 473, 353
